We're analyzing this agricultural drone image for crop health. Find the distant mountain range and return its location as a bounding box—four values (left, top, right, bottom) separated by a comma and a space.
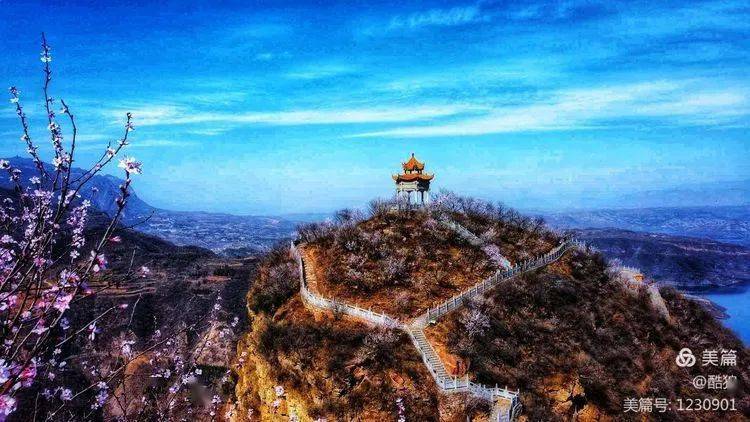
574, 228, 750, 290
5, 156, 750, 287
1, 157, 296, 253
542, 205, 750, 247
0, 156, 154, 222
542, 206, 750, 289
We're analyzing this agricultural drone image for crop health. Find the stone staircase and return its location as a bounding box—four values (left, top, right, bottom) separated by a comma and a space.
407, 323, 520, 421
491, 397, 516, 422
407, 326, 449, 379
291, 237, 583, 422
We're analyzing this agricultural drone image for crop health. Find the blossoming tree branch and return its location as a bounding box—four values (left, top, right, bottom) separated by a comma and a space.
0, 34, 151, 418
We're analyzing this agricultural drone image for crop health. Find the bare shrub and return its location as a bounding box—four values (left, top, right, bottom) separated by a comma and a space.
382, 256, 408, 285
351, 328, 400, 368
461, 308, 490, 338
248, 246, 299, 315
334, 208, 364, 226
367, 198, 396, 219
297, 221, 335, 243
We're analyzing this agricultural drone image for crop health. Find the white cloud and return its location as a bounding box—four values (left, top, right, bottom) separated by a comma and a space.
255, 52, 274, 61
71, 133, 111, 143
388, 5, 486, 30
285, 63, 358, 80
255, 51, 291, 62
186, 128, 229, 136
129, 139, 187, 148
353, 80, 750, 137
115, 104, 482, 127
110, 105, 181, 125
75, 138, 186, 151
616, 0, 750, 38
381, 60, 565, 94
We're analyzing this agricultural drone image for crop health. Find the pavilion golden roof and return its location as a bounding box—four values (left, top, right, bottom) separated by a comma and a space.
392, 173, 434, 182
402, 153, 425, 171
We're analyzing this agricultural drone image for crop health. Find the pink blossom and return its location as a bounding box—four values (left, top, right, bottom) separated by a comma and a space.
0, 295, 17, 312
53, 293, 73, 312
139, 266, 150, 277
51, 154, 70, 170
31, 321, 48, 335
117, 156, 142, 175
19, 361, 36, 387
91, 252, 107, 273
59, 269, 80, 286
0, 394, 16, 417
120, 340, 135, 358
87, 323, 99, 341
91, 382, 108, 409
2, 37, 149, 416
0, 360, 16, 384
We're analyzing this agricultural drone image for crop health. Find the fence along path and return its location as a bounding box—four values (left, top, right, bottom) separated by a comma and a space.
414, 238, 584, 328
438, 217, 485, 247
290, 236, 581, 421
292, 243, 402, 328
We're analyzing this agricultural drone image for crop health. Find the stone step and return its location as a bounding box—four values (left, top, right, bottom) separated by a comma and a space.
408, 328, 450, 378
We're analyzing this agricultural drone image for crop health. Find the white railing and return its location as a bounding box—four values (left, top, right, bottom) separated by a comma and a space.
436, 369, 519, 401
416, 239, 583, 327
405, 328, 444, 380
291, 242, 402, 328
415, 240, 585, 327
406, 325, 519, 401
438, 218, 484, 246
290, 237, 584, 422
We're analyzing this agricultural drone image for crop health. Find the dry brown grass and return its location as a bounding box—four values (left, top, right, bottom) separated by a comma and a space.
305, 210, 495, 320
428, 250, 750, 421
239, 197, 750, 420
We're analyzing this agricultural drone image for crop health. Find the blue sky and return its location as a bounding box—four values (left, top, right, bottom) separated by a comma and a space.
1, 0, 749, 215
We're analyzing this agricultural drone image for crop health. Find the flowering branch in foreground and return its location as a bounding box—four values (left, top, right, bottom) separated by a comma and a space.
0, 34, 144, 419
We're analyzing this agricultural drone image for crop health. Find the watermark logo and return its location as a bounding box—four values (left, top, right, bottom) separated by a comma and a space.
692, 375, 707, 389
676, 348, 696, 367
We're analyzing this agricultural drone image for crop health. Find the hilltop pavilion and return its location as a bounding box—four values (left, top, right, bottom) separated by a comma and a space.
393, 153, 434, 206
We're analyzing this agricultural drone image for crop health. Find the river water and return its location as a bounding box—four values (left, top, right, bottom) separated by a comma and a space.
701, 287, 750, 345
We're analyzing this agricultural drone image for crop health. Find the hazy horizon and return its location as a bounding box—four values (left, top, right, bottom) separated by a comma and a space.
2, 1, 748, 215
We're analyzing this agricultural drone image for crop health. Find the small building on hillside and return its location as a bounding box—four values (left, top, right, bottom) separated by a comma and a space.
393, 153, 434, 206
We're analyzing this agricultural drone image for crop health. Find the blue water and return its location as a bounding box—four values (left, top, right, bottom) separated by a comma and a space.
701, 287, 750, 345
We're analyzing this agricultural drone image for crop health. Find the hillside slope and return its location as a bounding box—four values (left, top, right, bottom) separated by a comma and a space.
234, 196, 750, 421
9, 214, 255, 421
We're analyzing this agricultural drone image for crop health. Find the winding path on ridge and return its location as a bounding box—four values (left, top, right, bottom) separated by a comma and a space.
291, 219, 583, 422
